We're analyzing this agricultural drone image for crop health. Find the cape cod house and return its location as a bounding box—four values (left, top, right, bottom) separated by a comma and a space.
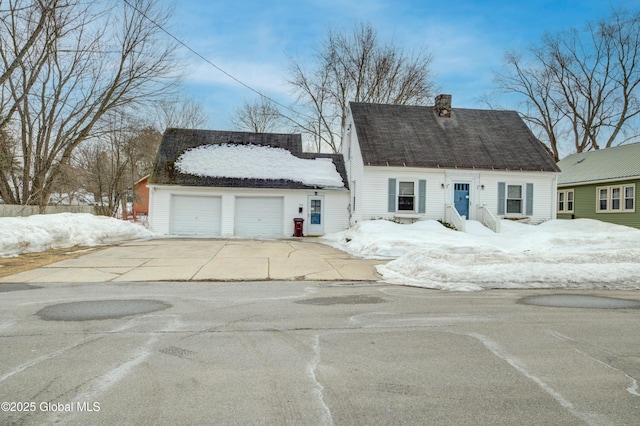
147, 129, 349, 237
341, 96, 561, 231
556, 142, 640, 229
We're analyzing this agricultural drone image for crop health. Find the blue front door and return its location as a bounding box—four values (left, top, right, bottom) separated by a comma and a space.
454, 183, 470, 219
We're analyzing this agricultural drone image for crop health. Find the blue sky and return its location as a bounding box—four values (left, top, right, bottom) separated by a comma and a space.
160, 0, 634, 130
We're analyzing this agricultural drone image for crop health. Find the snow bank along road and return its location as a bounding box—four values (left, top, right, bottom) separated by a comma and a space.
1, 280, 639, 425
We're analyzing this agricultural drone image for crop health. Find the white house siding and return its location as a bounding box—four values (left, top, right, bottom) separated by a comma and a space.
147, 185, 349, 237
322, 191, 350, 233
148, 186, 171, 234
343, 123, 365, 223
355, 167, 446, 223
346, 167, 558, 225
478, 171, 558, 223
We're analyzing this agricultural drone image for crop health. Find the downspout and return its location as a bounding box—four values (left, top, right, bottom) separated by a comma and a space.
552, 172, 558, 220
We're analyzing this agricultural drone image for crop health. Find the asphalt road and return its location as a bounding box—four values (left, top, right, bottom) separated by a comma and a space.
1, 281, 639, 425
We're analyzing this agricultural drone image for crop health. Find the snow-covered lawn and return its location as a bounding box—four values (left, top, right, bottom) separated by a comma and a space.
2, 213, 639, 292
0, 213, 152, 257
322, 219, 640, 291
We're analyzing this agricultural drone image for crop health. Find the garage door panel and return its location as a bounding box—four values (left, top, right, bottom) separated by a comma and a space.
235, 197, 283, 237
171, 195, 221, 235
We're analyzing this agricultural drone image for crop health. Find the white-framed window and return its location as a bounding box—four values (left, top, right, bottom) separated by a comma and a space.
388, 178, 426, 214
506, 184, 523, 214
596, 184, 635, 212
598, 188, 608, 211
557, 189, 574, 213
498, 182, 533, 216
397, 181, 415, 211
625, 185, 635, 210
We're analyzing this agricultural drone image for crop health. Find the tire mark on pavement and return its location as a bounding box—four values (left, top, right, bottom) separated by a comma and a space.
548, 329, 640, 397
0, 338, 104, 384
308, 334, 333, 426
575, 348, 640, 397
47, 315, 181, 424
465, 332, 609, 426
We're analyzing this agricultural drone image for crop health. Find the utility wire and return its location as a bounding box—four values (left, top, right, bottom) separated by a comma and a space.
122, 0, 310, 123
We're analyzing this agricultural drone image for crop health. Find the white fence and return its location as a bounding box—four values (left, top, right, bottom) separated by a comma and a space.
0, 204, 97, 217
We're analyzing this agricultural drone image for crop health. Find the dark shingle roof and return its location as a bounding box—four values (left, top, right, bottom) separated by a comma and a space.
149, 128, 348, 189
350, 102, 560, 172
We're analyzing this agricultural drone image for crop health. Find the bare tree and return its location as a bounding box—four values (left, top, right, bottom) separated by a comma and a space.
495, 9, 640, 161
123, 124, 161, 218
231, 98, 283, 133
155, 96, 210, 131
74, 112, 161, 217
126, 125, 162, 177
288, 22, 436, 153
0, 0, 57, 129
0, 0, 178, 209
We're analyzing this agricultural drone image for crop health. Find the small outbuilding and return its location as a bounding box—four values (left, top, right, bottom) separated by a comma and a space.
132, 175, 150, 218
147, 129, 349, 237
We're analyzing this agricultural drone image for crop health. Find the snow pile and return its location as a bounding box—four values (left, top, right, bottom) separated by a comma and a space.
0, 213, 153, 257
322, 219, 640, 291
175, 144, 344, 188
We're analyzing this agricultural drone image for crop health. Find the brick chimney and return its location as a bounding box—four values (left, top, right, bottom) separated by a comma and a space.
434, 94, 452, 118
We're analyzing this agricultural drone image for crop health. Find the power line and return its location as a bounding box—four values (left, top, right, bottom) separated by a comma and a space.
122, 0, 310, 124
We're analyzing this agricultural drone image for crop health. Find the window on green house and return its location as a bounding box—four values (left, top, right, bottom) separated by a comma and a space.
558, 192, 564, 211
597, 184, 635, 213
625, 185, 635, 210
598, 188, 608, 211
611, 187, 621, 210
557, 190, 574, 213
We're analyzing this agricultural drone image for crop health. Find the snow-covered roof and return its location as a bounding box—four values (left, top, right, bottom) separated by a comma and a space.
175, 144, 344, 188
150, 129, 348, 190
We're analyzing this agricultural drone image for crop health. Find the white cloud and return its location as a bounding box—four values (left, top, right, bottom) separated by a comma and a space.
184, 58, 290, 98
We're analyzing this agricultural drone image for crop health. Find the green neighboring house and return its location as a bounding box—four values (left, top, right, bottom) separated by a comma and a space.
556, 142, 640, 229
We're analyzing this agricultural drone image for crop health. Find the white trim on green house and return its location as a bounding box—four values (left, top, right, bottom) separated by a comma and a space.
557, 189, 574, 214
596, 183, 636, 213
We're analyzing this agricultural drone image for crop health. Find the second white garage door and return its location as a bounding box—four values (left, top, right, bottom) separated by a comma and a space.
235, 197, 284, 237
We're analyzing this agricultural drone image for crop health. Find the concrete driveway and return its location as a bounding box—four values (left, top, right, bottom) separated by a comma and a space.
0, 239, 383, 283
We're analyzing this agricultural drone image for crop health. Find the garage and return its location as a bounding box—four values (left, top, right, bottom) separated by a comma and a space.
235, 197, 284, 237
170, 195, 221, 235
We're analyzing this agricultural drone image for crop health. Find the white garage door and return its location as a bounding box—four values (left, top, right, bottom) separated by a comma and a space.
170, 195, 221, 235
235, 197, 284, 237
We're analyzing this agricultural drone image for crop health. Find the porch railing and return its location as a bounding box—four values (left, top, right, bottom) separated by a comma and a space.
445, 204, 466, 232
478, 204, 501, 233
